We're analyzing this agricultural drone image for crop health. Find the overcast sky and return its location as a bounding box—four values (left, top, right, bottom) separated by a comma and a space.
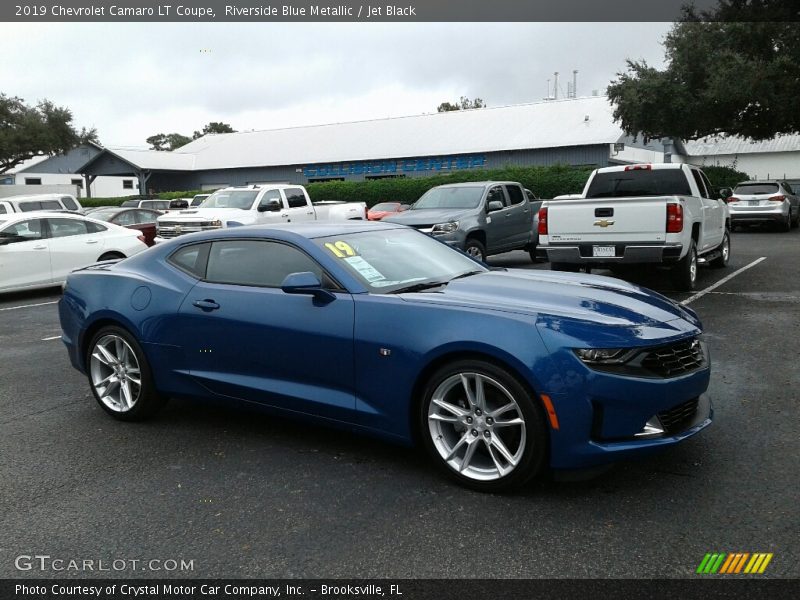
1, 22, 671, 149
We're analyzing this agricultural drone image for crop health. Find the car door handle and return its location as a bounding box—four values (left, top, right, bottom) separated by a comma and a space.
306, 211, 314, 215
192, 299, 220, 311
33, 245, 47, 250
85, 239, 99, 244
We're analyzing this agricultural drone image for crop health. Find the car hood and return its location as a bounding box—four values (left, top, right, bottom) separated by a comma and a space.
384, 208, 473, 225
401, 269, 700, 333
157, 208, 249, 222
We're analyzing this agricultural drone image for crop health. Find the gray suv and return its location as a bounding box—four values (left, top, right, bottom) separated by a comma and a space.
384, 181, 537, 262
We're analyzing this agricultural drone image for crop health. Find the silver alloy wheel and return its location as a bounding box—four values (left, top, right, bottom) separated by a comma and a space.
89, 334, 142, 412
428, 372, 527, 481
721, 235, 730, 263
465, 246, 483, 258
689, 249, 697, 284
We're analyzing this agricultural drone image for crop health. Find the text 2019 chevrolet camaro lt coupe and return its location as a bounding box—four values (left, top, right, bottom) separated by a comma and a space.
59, 221, 712, 491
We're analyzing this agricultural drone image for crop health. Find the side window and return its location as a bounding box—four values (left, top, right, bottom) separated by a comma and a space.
699, 171, 717, 199
47, 218, 89, 238
135, 210, 158, 224
113, 211, 136, 226
486, 186, 506, 207
18, 202, 41, 212
168, 243, 211, 279
258, 190, 283, 209
690, 169, 710, 199
505, 185, 525, 206
0, 219, 45, 243
206, 240, 322, 288
61, 196, 79, 211
284, 188, 308, 209
0, 205, 6, 214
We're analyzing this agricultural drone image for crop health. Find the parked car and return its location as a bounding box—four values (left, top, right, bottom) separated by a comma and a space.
367, 202, 409, 221
384, 181, 538, 262
0, 212, 147, 294
155, 185, 367, 243
537, 164, 730, 290
190, 194, 210, 207
59, 221, 711, 492
725, 180, 799, 231
120, 199, 171, 212
86, 207, 162, 246
0, 193, 83, 215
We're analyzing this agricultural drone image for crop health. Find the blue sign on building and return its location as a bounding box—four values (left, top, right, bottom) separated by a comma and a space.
303, 154, 486, 179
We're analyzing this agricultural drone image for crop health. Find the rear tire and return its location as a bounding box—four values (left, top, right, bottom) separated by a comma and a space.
779, 212, 791, 232
671, 240, 698, 291
86, 326, 166, 421
419, 359, 548, 492
709, 230, 730, 269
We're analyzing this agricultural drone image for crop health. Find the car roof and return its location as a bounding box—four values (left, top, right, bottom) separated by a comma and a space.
432, 181, 520, 189
0, 193, 78, 202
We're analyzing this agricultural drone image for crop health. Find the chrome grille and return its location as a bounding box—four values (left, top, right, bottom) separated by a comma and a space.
641, 338, 705, 377
657, 397, 699, 433
157, 221, 221, 239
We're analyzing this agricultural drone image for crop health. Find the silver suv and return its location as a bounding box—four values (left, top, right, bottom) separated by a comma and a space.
726, 180, 799, 231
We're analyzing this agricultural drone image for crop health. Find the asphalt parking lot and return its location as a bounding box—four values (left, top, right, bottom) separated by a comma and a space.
1, 227, 798, 579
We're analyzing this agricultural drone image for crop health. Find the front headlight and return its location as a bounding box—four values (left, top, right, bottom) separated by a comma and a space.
431, 221, 459, 234
209, 219, 223, 227
574, 348, 635, 364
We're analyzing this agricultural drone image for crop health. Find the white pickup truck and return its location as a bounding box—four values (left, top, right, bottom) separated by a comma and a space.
537, 163, 730, 290
155, 184, 366, 243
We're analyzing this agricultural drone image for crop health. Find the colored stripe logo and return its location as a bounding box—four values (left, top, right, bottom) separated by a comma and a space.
697, 552, 773, 574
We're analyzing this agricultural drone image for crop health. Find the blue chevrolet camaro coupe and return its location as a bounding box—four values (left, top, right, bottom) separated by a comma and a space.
59, 221, 712, 492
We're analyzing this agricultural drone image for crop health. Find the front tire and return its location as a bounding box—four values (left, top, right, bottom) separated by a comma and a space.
671, 240, 698, 291
464, 238, 487, 262
419, 360, 548, 492
86, 326, 166, 421
709, 230, 730, 269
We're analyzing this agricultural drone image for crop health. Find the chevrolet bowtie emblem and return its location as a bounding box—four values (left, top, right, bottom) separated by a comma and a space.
594, 219, 615, 227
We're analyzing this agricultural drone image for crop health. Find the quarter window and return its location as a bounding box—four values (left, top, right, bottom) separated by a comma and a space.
168, 243, 211, 279
205, 240, 322, 288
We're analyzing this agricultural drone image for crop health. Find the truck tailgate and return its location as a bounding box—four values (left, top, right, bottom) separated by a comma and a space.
547, 197, 669, 243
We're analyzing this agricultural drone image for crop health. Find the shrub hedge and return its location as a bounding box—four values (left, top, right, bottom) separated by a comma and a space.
77, 164, 750, 209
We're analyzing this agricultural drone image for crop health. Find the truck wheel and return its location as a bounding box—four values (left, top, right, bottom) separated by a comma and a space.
464, 238, 487, 262
528, 246, 539, 263
709, 231, 730, 269
550, 263, 579, 272
671, 240, 698, 291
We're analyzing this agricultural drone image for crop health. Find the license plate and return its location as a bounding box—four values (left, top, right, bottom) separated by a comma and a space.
592, 245, 615, 257
748, 200, 760, 206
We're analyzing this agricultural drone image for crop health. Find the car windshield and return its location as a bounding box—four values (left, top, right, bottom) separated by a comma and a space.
412, 186, 484, 209
733, 183, 780, 195
371, 203, 400, 211
313, 228, 486, 293
586, 169, 692, 198
199, 190, 258, 210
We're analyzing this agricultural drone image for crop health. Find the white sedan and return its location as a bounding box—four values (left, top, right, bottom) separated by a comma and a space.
0, 212, 148, 294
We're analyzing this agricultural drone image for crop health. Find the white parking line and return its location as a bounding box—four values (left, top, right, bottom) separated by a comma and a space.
0, 300, 58, 312
41, 335, 62, 341
682, 257, 767, 306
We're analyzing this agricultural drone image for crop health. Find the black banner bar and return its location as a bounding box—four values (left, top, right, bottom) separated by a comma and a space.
3, 579, 799, 600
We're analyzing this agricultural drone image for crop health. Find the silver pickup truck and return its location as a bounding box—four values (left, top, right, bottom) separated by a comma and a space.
383, 181, 538, 262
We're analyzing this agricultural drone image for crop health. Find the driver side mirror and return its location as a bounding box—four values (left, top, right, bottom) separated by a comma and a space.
718, 187, 732, 200
281, 271, 335, 303
487, 200, 504, 212
258, 199, 282, 213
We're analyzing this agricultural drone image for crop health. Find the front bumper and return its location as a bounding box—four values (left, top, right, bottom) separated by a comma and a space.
538, 242, 684, 265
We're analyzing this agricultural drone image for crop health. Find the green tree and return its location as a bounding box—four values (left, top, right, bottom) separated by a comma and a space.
0, 94, 98, 174
437, 96, 487, 112
146, 132, 192, 151
608, 1, 800, 141
193, 121, 236, 139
